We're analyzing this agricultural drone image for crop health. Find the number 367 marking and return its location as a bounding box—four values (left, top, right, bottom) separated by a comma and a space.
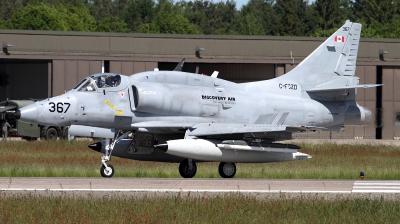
49, 102, 70, 113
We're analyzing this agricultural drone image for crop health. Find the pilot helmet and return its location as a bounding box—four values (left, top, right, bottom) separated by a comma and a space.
97, 76, 105, 86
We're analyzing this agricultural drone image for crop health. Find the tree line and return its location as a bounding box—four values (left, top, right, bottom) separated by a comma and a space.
0, 0, 399, 38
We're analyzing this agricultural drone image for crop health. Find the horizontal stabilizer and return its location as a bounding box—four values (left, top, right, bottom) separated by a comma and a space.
307, 84, 382, 92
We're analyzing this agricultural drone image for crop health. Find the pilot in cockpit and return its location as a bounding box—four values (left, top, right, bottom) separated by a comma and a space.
104, 74, 121, 87
105, 75, 113, 87
96, 77, 105, 88
80, 74, 122, 90
114, 75, 121, 86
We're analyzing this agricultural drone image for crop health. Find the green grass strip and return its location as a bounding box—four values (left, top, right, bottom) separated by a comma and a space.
1, 194, 399, 223
1, 140, 400, 179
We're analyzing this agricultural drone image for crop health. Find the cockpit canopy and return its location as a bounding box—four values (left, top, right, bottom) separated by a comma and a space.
73, 73, 122, 92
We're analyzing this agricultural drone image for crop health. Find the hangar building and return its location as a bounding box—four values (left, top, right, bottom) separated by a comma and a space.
0, 29, 399, 140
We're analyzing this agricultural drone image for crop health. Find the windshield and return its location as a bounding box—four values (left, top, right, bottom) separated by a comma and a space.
78, 80, 96, 92
74, 74, 122, 92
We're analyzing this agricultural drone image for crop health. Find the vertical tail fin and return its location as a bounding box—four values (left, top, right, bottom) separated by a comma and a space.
334, 22, 361, 76
280, 21, 362, 87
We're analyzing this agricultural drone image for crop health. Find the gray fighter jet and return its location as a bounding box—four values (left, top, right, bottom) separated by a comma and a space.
15, 21, 379, 178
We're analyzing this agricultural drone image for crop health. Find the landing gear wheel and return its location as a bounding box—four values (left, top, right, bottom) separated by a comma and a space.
179, 159, 197, 178
218, 162, 236, 178
100, 164, 114, 178
45, 127, 58, 140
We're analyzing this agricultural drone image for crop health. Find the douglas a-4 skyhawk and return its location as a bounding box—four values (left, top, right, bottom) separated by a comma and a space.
15, 21, 379, 178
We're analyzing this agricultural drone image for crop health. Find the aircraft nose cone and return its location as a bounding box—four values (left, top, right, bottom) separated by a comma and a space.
154, 143, 168, 152
18, 103, 38, 123
88, 142, 103, 152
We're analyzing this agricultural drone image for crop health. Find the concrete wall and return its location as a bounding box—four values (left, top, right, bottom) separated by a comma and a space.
159, 63, 276, 82
52, 60, 102, 96
51, 60, 158, 96
109, 61, 158, 76
1, 30, 400, 64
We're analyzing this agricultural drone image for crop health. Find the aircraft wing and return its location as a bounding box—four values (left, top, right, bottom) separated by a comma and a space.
131, 122, 325, 141
131, 121, 288, 134
185, 123, 287, 136
132, 122, 292, 136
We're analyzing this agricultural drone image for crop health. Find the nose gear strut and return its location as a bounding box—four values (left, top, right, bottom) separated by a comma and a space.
100, 130, 132, 178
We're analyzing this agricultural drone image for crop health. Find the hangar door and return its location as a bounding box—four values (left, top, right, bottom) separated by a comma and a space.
380, 66, 400, 140
158, 63, 276, 83
0, 60, 48, 102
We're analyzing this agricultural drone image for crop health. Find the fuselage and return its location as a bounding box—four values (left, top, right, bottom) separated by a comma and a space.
17, 71, 367, 132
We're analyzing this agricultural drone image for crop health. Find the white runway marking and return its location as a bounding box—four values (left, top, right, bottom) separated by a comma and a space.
1, 179, 400, 195
352, 181, 400, 193
0, 188, 352, 194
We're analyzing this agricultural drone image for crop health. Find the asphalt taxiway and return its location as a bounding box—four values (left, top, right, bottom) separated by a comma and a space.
1, 178, 400, 200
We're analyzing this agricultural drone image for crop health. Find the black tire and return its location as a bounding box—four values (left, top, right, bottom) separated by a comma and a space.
179, 159, 197, 178
45, 127, 58, 140
100, 164, 114, 178
218, 162, 236, 178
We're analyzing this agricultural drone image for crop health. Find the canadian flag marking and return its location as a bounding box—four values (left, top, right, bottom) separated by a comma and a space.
334, 36, 345, 42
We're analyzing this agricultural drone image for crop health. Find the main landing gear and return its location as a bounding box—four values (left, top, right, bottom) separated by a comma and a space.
218, 162, 236, 178
178, 160, 237, 178
179, 159, 197, 178
100, 130, 132, 178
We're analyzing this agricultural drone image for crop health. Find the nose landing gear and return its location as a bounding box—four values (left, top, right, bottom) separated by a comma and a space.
100, 164, 114, 177
100, 130, 132, 178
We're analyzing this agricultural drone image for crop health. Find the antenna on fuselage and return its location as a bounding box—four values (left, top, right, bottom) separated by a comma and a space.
211, 71, 219, 78
173, 58, 186, 71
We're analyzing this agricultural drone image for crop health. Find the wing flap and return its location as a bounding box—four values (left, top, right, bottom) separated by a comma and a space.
186, 123, 287, 137
131, 121, 196, 129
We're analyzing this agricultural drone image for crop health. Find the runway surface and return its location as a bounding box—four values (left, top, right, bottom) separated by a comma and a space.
1, 178, 400, 199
